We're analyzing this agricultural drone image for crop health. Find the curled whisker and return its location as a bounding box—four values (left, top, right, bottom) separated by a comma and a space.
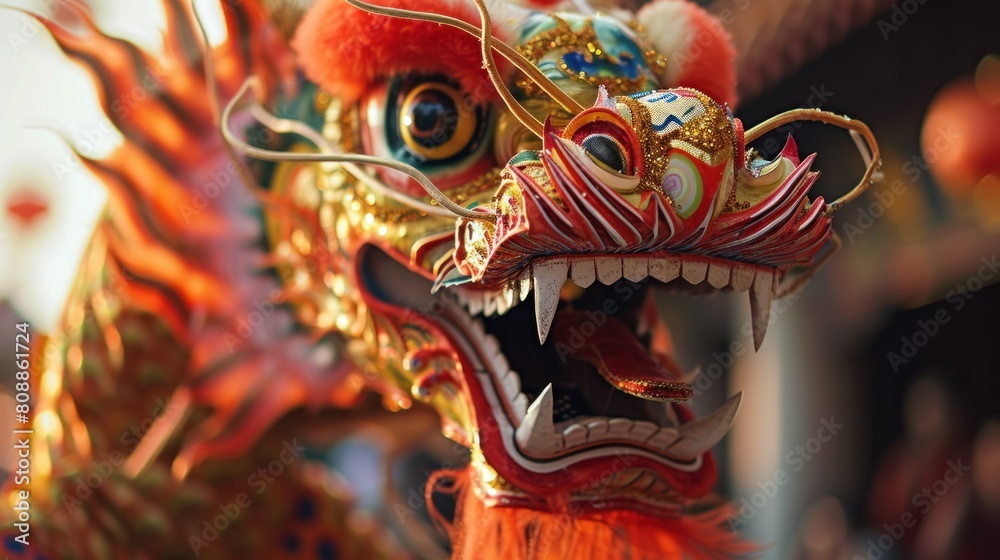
745, 108, 881, 216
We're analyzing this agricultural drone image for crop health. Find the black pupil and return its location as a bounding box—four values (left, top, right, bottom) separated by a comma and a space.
581, 135, 626, 173
405, 90, 458, 147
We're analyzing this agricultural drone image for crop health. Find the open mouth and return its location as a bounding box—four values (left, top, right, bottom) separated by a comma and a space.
361, 247, 751, 496
446, 253, 750, 465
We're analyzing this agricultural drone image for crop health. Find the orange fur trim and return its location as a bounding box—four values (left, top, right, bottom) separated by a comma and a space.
293, 0, 510, 104
429, 467, 758, 560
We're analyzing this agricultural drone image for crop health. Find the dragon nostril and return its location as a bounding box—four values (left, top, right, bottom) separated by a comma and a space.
581, 134, 627, 174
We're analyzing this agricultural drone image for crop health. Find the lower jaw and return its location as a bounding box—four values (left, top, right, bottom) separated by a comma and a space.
467, 455, 688, 517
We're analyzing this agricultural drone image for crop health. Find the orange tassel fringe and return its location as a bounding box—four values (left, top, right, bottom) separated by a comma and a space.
427, 467, 759, 560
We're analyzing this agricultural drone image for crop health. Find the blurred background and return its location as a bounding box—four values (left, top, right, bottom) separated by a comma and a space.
0, 0, 998, 558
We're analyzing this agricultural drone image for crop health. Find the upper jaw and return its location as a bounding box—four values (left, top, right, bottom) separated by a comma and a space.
448, 118, 831, 305
447, 251, 779, 350
443, 126, 831, 350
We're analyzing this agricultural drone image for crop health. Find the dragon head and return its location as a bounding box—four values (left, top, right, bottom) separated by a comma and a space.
231, 0, 878, 552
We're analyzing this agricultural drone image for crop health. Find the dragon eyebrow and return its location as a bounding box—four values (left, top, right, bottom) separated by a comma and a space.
344, 0, 586, 134
744, 108, 882, 216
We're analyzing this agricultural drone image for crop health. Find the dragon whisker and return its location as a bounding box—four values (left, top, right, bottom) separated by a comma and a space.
744, 108, 882, 216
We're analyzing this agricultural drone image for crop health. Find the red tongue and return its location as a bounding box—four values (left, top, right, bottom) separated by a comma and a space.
552, 309, 693, 402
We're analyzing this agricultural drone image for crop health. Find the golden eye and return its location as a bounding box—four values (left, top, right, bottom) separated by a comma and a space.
399, 82, 476, 161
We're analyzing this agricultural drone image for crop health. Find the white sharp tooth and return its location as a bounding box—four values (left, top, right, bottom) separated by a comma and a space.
518, 275, 531, 301
512, 393, 529, 420
570, 259, 596, 288
515, 384, 562, 455
484, 295, 498, 316
596, 256, 623, 285
503, 287, 515, 307
667, 392, 742, 459
496, 294, 511, 315
649, 256, 680, 283
607, 418, 634, 437
681, 260, 708, 284
646, 427, 680, 449
502, 372, 521, 401
562, 424, 588, 448
707, 262, 731, 289
730, 265, 754, 292
468, 293, 484, 315
749, 269, 774, 351
585, 419, 609, 440
630, 420, 658, 441
623, 256, 648, 282
532, 259, 568, 344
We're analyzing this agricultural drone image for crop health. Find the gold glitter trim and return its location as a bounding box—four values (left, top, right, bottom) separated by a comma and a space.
617, 91, 735, 194
723, 182, 751, 213
616, 96, 668, 194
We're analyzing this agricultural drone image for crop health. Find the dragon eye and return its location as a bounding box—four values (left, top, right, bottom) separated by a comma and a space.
581, 134, 627, 174
361, 75, 494, 189
562, 109, 640, 181
389, 79, 486, 164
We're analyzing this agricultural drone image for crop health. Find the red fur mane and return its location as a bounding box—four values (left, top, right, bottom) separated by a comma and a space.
293, 0, 511, 104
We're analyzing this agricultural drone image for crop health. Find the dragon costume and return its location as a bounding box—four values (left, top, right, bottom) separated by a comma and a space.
1, 0, 880, 558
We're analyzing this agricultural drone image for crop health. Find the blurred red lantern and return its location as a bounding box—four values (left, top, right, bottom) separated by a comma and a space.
921, 57, 1000, 199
